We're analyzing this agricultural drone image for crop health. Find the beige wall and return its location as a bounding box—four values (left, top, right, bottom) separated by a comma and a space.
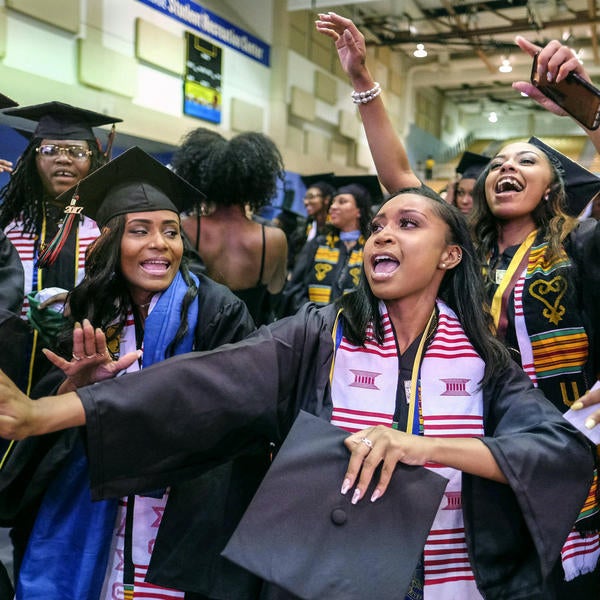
0, 1, 404, 175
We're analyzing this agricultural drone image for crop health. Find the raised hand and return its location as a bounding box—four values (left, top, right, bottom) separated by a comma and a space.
315, 12, 368, 81
42, 318, 141, 392
513, 36, 589, 118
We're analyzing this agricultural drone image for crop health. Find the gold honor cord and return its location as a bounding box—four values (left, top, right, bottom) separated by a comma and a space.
490, 229, 537, 331
406, 308, 437, 434
329, 308, 344, 384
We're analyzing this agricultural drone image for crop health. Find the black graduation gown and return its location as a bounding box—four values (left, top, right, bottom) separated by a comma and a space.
77, 303, 594, 599
279, 233, 364, 317
0, 230, 24, 315
0, 273, 256, 594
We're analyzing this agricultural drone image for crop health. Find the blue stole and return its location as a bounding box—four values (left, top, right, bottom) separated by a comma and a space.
17, 272, 199, 599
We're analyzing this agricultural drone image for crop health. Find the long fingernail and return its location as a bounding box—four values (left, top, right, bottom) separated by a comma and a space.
585, 417, 596, 430
370, 489, 381, 502
571, 400, 584, 410
341, 478, 351, 495
546, 71, 553, 82
351, 488, 361, 505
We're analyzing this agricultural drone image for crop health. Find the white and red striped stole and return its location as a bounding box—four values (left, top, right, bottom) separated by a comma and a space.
330, 310, 397, 432
419, 304, 485, 599
330, 301, 485, 599
513, 272, 538, 385
5, 217, 100, 319
101, 302, 184, 599
561, 530, 600, 581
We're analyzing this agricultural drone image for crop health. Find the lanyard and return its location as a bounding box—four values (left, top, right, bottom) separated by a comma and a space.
405, 309, 436, 435
489, 229, 537, 332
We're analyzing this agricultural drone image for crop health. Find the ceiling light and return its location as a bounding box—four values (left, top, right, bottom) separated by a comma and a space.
562, 29, 573, 42
488, 111, 498, 123
498, 57, 512, 73
413, 43, 427, 58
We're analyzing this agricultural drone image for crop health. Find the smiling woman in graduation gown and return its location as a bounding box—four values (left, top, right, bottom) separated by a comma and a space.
0, 148, 258, 599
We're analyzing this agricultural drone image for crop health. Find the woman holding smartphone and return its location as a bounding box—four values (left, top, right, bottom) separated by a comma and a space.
315, 12, 600, 597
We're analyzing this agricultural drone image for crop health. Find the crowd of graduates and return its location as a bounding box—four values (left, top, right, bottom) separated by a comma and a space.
0, 11, 600, 600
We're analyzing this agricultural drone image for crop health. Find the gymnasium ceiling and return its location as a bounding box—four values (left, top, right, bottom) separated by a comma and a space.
289, 0, 600, 116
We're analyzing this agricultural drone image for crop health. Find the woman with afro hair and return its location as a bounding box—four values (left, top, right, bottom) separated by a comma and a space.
172, 128, 288, 326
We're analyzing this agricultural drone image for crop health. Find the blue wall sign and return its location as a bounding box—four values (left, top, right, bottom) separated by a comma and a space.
137, 0, 270, 66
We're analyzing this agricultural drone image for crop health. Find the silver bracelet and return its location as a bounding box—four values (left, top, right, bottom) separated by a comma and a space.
351, 82, 381, 104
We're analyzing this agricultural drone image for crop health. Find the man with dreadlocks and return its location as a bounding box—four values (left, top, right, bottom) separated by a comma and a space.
0, 102, 121, 392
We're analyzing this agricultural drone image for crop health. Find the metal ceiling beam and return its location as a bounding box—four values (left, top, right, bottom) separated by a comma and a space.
360, 10, 600, 46
440, 0, 497, 72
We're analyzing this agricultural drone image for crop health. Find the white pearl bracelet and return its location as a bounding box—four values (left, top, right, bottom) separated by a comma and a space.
351, 82, 381, 104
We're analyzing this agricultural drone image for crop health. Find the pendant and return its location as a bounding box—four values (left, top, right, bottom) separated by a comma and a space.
495, 269, 507, 285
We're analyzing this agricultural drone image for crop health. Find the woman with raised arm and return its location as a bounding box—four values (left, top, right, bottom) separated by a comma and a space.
317, 12, 600, 596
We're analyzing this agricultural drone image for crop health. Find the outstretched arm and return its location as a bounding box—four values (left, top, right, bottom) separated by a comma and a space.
315, 12, 421, 193
0, 319, 140, 437
0, 371, 85, 439
513, 36, 600, 153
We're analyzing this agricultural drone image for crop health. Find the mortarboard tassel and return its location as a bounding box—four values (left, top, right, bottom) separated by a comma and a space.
103, 124, 117, 160
37, 188, 83, 268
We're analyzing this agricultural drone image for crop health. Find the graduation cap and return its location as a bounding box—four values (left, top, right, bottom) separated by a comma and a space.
300, 172, 335, 190
222, 411, 448, 600
455, 151, 490, 180
529, 136, 600, 216
0, 93, 18, 109
332, 174, 384, 206
39, 147, 205, 267
2, 101, 121, 141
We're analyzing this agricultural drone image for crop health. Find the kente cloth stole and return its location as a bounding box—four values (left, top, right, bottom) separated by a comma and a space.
102, 271, 198, 599
308, 231, 364, 306
491, 234, 599, 579
491, 232, 589, 411
6, 215, 99, 396
5, 215, 99, 320
330, 300, 485, 600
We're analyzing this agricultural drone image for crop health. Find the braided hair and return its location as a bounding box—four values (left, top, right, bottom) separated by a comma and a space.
0, 138, 106, 233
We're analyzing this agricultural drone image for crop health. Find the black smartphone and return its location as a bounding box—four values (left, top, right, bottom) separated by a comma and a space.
531, 52, 600, 130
